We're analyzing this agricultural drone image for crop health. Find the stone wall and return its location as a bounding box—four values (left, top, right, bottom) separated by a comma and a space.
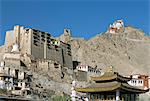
75, 70, 87, 81
3, 26, 73, 70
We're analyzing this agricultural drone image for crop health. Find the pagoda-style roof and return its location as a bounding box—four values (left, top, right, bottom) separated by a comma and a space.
76, 67, 149, 94
75, 81, 149, 93
91, 71, 131, 82
76, 81, 120, 93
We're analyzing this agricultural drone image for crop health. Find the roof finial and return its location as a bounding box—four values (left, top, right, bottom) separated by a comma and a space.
107, 65, 113, 72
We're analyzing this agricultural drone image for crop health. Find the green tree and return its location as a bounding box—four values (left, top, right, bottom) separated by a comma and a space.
52, 95, 71, 101
0, 88, 7, 95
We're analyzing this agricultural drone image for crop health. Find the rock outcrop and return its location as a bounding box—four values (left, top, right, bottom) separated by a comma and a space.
70, 26, 150, 75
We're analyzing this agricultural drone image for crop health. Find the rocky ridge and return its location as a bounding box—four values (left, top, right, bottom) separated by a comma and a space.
0, 25, 150, 100
70, 26, 150, 75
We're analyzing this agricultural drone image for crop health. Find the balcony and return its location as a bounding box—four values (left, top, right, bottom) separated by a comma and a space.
33, 36, 40, 40
41, 38, 45, 42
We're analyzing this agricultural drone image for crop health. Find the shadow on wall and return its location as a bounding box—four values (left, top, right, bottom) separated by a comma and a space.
72, 61, 81, 70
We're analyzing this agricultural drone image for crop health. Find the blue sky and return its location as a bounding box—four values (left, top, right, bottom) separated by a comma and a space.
0, 0, 149, 45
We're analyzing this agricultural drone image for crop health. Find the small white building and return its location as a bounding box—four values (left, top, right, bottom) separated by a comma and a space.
76, 65, 101, 81
128, 74, 149, 89
77, 65, 101, 75
108, 20, 125, 34
0, 61, 13, 90
0, 60, 32, 96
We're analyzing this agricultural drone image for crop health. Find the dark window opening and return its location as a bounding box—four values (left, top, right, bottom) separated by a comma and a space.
33, 43, 38, 46
20, 61, 27, 67
61, 72, 65, 79
47, 40, 50, 43
41, 35, 45, 38
33, 36, 40, 40
128, 56, 131, 60
47, 36, 50, 39
67, 46, 71, 50
47, 33, 51, 37
41, 38, 45, 42
48, 46, 51, 49
54, 63, 59, 68
8, 68, 10, 75
15, 69, 19, 78
73, 61, 80, 70
15, 87, 21, 90
26, 29, 29, 31
65, 29, 69, 33
34, 40, 38, 43
27, 91, 31, 95
32, 29, 39, 32
61, 49, 65, 65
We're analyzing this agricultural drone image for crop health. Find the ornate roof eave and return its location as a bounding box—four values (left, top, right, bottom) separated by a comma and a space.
116, 73, 131, 81
121, 83, 149, 93
75, 84, 120, 93
75, 82, 121, 93
75, 82, 149, 93
91, 74, 117, 81
91, 72, 131, 82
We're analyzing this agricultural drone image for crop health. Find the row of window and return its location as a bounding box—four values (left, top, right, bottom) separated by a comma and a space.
33, 41, 71, 56
88, 69, 100, 74
77, 67, 100, 73
33, 32, 50, 38
32, 29, 50, 36
131, 80, 143, 84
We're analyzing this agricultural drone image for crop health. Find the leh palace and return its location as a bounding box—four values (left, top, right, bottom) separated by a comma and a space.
0, 20, 149, 101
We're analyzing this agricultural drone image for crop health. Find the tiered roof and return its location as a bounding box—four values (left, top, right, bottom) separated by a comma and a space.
76, 67, 149, 93
91, 71, 131, 82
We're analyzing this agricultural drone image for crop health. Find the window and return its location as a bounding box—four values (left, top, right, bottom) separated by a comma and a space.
41, 34, 45, 38
138, 81, 140, 84
8, 68, 10, 75
54, 63, 59, 68
132, 80, 134, 83
41, 38, 45, 42
65, 29, 69, 33
61, 49, 65, 65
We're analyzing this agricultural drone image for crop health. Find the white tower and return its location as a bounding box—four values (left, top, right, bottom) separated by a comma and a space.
0, 61, 5, 67
11, 43, 19, 53
71, 80, 77, 101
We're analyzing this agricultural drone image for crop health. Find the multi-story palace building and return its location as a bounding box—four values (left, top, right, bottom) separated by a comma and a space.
4, 26, 73, 69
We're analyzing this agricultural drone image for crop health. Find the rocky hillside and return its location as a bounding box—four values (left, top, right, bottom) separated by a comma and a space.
70, 26, 150, 75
